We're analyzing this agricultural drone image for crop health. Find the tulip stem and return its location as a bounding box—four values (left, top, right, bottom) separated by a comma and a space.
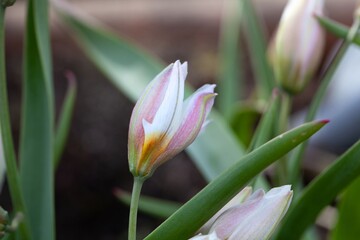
128, 177, 144, 240
288, 17, 360, 188
276, 91, 292, 184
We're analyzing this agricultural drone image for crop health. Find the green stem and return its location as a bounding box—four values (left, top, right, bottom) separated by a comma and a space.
276, 91, 292, 184
0, 6, 30, 239
289, 17, 360, 187
128, 177, 144, 240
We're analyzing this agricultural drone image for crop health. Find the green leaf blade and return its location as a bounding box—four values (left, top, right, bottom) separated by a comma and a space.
54, 73, 77, 168
331, 177, 360, 240
316, 16, 360, 45
20, 0, 55, 239
216, 0, 242, 119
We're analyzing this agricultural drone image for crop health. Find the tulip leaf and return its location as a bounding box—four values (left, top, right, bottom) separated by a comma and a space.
19, 0, 55, 239
0, 6, 31, 240
242, 0, 275, 99
54, 75, 77, 168
216, 0, 243, 119
331, 177, 360, 240
114, 188, 180, 219
187, 111, 245, 181
275, 140, 360, 240
0, 127, 5, 192
230, 103, 261, 147
248, 91, 280, 190
55, 3, 245, 182
248, 92, 280, 152
145, 121, 327, 239
316, 16, 360, 46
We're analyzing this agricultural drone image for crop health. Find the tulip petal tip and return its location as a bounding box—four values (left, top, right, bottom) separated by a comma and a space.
319, 119, 330, 124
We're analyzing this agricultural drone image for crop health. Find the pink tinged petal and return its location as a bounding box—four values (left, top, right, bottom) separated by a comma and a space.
209, 189, 265, 239
227, 185, 293, 240
198, 187, 253, 235
128, 63, 174, 168
167, 84, 216, 153
147, 60, 187, 137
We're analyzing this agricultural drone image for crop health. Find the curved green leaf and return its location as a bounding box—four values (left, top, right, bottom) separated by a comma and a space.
54, 73, 77, 168
331, 177, 360, 240
276, 140, 360, 240
316, 16, 360, 45
145, 121, 327, 239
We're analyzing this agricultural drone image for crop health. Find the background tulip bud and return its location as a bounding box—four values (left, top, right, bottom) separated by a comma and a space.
269, 0, 325, 94
128, 60, 216, 178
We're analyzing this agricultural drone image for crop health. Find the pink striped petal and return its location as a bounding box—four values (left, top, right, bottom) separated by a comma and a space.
167, 84, 216, 152
144, 61, 186, 138
210, 190, 265, 239
228, 186, 292, 239
146, 84, 216, 172
207, 185, 292, 240
198, 187, 253, 235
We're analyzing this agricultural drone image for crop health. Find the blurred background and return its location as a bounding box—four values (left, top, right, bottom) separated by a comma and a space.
1, 0, 358, 239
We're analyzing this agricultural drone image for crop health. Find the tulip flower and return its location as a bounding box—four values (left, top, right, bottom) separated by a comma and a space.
190, 185, 293, 240
127, 61, 216, 240
269, 0, 325, 94
128, 60, 216, 178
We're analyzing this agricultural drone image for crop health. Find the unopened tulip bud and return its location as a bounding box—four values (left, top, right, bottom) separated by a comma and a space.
269, 0, 325, 94
355, 1, 360, 19
128, 60, 216, 178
